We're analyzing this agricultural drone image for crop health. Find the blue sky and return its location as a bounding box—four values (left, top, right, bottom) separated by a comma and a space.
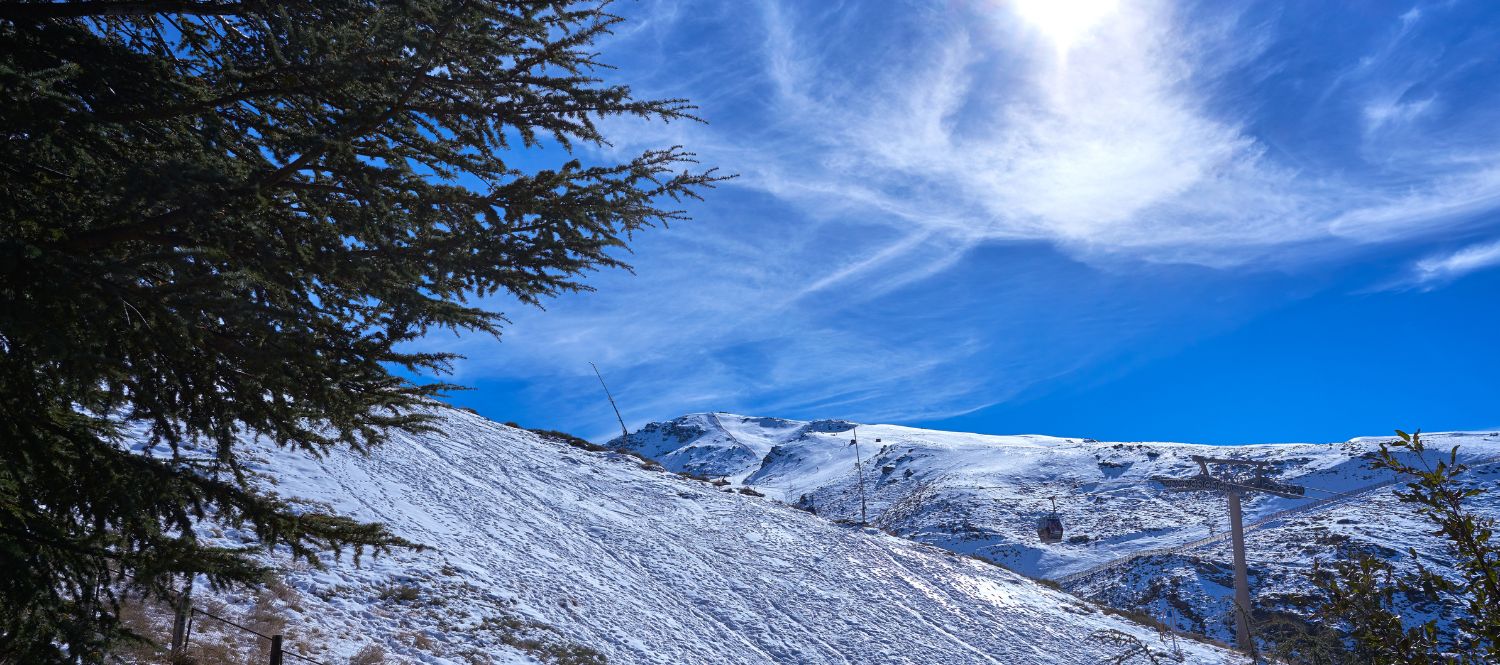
417, 0, 1500, 444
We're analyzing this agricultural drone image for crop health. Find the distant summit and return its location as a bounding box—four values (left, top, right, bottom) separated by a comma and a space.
609, 412, 856, 480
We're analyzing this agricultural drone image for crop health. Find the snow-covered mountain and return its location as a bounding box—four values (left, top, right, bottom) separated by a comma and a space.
122, 407, 1241, 664
612, 413, 1500, 645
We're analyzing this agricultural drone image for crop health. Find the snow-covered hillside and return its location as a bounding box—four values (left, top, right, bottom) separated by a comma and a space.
124, 407, 1240, 664
612, 413, 1500, 645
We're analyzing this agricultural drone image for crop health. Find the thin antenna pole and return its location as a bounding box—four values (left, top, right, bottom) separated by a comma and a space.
851, 426, 868, 526
590, 362, 629, 442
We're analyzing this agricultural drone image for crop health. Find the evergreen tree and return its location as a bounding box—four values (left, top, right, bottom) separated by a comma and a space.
0, 1, 720, 660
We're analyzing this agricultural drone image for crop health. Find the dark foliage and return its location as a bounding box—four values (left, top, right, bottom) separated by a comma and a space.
1089, 628, 1179, 665
0, 1, 719, 660
528, 427, 603, 451
1300, 430, 1500, 663
1256, 611, 1357, 665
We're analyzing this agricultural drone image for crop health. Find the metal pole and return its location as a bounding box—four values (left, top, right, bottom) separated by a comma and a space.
1154, 456, 1298, 659
851, 427, 868, 526
269, 634, 284, 665
1227, 491, 1256, 656
590, 362, 630, 443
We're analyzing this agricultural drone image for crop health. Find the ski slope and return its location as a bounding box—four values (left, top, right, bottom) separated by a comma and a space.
1055, 472, 1407, 586
615, 414, 1500, 578
613, 413, 1500, 645
127, 407, 1240, 664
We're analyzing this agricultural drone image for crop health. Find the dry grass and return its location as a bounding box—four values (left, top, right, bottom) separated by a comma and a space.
349, 644, 387, 665
111, 591, 169, 663
103, 581, 323, 665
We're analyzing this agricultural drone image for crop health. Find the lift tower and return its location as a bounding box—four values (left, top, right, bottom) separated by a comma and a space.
1152, 456, 1303, 656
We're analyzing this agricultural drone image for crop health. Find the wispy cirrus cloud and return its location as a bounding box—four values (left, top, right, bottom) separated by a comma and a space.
1390, 238, 1500, 290
415, 0, 1500, 439
706, 0, 1500, 272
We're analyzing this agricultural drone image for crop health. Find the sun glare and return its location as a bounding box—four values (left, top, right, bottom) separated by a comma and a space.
1009, 0, 1120, 52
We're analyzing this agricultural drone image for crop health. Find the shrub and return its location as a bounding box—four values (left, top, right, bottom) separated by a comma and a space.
377, 583, 422, 604
350, 644, 387, 665
528, 428, 605, 451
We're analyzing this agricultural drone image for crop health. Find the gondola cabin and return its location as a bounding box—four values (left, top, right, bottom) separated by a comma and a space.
1037, 515, 1064, 543
1037, 496, 1064, 543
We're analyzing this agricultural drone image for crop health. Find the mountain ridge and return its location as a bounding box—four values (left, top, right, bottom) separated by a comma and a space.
611, 412, 1500, 645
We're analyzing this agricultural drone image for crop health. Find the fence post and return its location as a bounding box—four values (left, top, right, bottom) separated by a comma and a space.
269, 634, 283, 665
169, 581, 192, 658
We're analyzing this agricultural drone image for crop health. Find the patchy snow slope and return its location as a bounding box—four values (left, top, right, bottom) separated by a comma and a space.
129, 407, 1240, 664
1067, 450, 1500, 644
612, 413, 1500, 646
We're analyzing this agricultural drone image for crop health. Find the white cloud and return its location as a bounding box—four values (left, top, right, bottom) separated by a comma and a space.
1329, 167, 1500, 242
700, 0, 1500, 271
1363, 88, 1436, 134
588, 0, 1500, 277
1408, 238, 1500, 288
1400, 6, 1422, 29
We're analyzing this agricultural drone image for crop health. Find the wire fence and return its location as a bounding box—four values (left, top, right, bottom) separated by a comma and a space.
112, 568, 331, 665
184, 605, 329, 665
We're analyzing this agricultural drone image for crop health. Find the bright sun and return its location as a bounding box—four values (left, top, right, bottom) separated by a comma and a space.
1009, 0, 1120, 52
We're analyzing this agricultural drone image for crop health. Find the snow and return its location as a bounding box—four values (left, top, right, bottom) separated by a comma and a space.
614, 413, 1500, 646
125, 407, 1242, 664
